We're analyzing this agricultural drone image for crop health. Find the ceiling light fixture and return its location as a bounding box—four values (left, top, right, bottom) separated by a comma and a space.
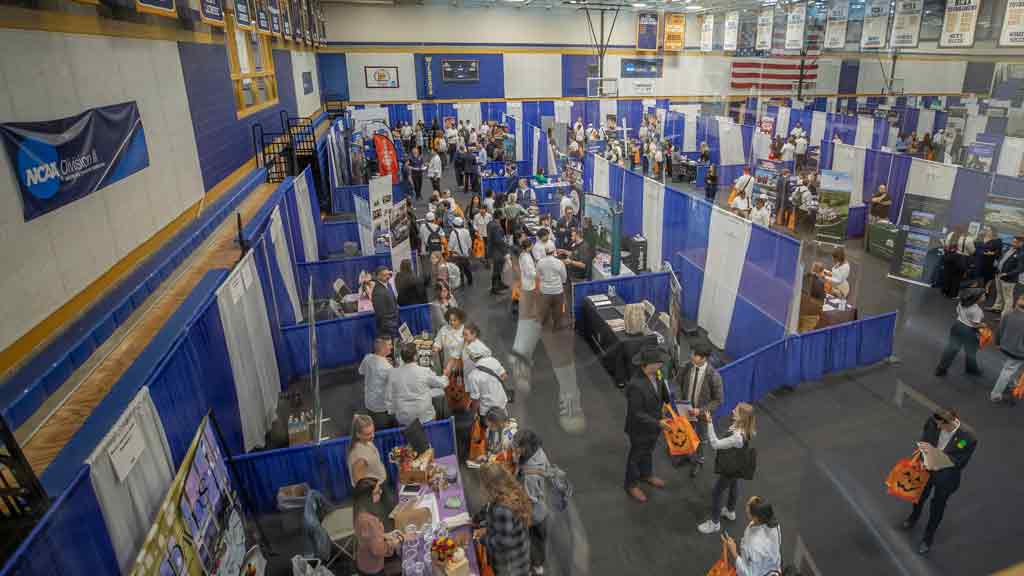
632, 2, 648, 6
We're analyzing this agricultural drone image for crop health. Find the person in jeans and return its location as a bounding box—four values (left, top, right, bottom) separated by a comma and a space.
675, 345, 724, 478
991, 294, 1024, 403
514, 429, 551, 576
448, 217, 474, 286
935, 288, 986, 377
408, 145, 425, 200
358, 337, 394, 430
989, 235, 1023, 319
535, 245, 567, 330
697, 403, 756, 534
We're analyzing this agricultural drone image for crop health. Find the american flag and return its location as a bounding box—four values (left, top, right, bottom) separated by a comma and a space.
730, 58, 818, 91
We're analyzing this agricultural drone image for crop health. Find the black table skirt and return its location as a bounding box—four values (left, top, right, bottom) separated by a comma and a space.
580, 297, 659, 385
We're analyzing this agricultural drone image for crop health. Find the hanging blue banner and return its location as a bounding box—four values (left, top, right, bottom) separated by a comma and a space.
1, 102, 150, 222
636, 12, 660, 50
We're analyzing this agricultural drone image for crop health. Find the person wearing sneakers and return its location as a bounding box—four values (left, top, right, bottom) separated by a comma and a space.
624, 346, 672, 503
698, 403, 757, 534
991, 294, 1024, 403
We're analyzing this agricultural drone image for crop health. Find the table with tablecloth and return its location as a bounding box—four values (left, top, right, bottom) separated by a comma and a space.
579, 295, 659, 387
591, 253, 635, 281
399, 455, 479, 575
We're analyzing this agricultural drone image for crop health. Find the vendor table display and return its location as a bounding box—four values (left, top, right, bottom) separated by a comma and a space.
866, 220, 898, 259
579, 294, 659, 387
398, 455, 479, 576
799, 279, 858, 332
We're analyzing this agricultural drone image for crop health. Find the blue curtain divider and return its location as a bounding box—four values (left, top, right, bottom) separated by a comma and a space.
282, 304, 433, 374
41, 270, 232, 497
230, 418, 457, 516
0, 466, 119, 576
249, 228, 299, 383
0, 168, 266, 431
333, 184, 368, 215
322, 220, 361, 255
295, 253, 392, 303
570, 272, 672, 323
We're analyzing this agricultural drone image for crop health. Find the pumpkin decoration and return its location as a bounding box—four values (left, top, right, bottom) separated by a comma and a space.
662, 403, 700, 457
885, 452, 930, 503
445, 372, 471, 413
978, 325, 994, 348
1011, 370, 1024, 400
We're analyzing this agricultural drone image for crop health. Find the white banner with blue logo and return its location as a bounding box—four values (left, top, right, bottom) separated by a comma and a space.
1, 101, 149, 222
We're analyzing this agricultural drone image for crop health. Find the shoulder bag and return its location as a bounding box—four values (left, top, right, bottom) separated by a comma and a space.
714, 436, 757, 480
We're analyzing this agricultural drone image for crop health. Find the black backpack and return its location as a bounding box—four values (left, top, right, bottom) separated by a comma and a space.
425, 224, 443, 253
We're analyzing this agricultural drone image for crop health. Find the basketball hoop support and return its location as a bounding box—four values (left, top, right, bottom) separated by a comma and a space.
580, 4, 621, 79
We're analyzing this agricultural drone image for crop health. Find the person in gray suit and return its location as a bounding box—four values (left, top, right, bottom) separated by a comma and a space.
676, 344, 724, 477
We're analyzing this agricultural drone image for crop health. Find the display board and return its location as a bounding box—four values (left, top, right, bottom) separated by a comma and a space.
130, 417, 248, 576
815, 170, 853, 245
354, 194, 375, 256
441, 59, 480, 83
370, 174, 393, 249
983, 188, 1024, 241
888, 162, 957, 286
583, 193, 617, 254
965, 141, 996, 172
701, 14, 715, 52
390, 198, 412, 270
755, 159, 782, 210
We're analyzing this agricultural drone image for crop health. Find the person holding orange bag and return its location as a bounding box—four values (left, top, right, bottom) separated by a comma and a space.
624, 347, 673, 503
719, 496, 782, 576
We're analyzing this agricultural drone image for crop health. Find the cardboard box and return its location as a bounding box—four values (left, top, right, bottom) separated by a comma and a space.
390, 497, 432, 530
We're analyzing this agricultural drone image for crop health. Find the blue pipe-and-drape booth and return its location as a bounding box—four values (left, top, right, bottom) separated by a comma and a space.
714, 311, 897, 420
617, 100, 643, 137
295, 253, 392, 305
230, 418, 457, 516
706, 118, 753, 189
570, 272, 673, 321
332, 184, 364, 214
0, 466, 120, 576
281, 304, 432, 373
620, 169, 645, 236
388, 103, 413, 128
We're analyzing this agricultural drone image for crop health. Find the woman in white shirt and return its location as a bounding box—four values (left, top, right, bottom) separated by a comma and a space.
730, 189, 751, 218
723, 496, 782, 576
820, 247, 851, 298
427, 150, 443, 193
750, 197, 772, 228
935, 287, 986, 377
698, 403, 757, 534
512, 237, 543, 372
433, 307, 466, 377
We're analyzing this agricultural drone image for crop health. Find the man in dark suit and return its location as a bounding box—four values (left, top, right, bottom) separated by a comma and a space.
624, 346, 672, 503
901, 409, 978, 555
675, 344, 724, 477
370, 266, 399, 339
775, 168, 792, 226
486, 217, 507, 295
991, 235, 1024, 320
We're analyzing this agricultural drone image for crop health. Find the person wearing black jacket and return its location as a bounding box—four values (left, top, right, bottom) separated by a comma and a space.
462, 147, 480, 193
395, 259, 429, 306
704, 165, 718, 204
487, 217, 508, 295
624, 346, 672, 503
408, 145, 426, 200
371, 266, 399, 338
775, 168, 791, 226
901, 409, 977, 556
991, 235, 1023, 319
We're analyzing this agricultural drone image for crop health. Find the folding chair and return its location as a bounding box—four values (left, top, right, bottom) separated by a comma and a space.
322, 505, 357, 567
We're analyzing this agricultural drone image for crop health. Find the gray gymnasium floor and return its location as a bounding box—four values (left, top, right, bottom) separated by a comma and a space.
263, 167, 1023, 575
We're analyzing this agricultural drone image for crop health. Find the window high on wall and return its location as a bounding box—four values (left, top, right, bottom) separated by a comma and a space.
225, 13, 278, 116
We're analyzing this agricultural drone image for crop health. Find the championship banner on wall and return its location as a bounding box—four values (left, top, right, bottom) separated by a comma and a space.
136, 0, 176, 18
861, 0, 890, 49
374, 134, 399, 184
281, 0, 291, 37
888, 164, 955, 286
664, 13, 685, 51
940, 0, 979, 48
815, 170, 852, 245
1000, 0, 1024, 46
199, 0, 224, 26
636, 12, 660, 50
255, 0, 271, 34
1, 102, 150, 222
724, 11, 739, 51
700, 14, 715, 52
235, 0, 253, 29
269, 0, 281, 35
824, 0, 849, 49
785, 3, 806, 50
757, 9, 775, 50
892, 0, 923, 47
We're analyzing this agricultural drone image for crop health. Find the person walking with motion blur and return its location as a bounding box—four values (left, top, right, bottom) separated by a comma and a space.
698, 403, 757, 534
935, 287, 986, 378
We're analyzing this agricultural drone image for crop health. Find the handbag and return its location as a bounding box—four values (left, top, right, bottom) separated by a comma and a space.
468, 416, 487, 461
472, 236, 485, 259
662, 404, 700, 456
444, 363, 472, 413
706, 539, 737, 576
714, 436, 757, 480
1012, 369, 1024, 400
884, 451, 930, 504
624, 303, 646, 335
475, 540, 496, 576
978, 325, 993, 348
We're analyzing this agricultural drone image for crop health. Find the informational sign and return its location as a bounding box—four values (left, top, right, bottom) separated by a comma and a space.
724, 11, 740, 51
637, 12, 660, 50
374, 134, 399, 184
983, 192, 1024, 241
785, 3, 807, 50
755, 159, 782, 210
0, 102, 150, 222
860, 0, 890, 49
441, 59, 480, 83
700, 14, 715, 52
199, 0, 224, 26
940, 0, 979, 48
353, 195, 374, 256
664, 13, 686, 51
760, 116, 776, 135
136, 0, 176, 18
621, 58, 663, 78
390, 198, 412, 271
889, 167, 954, 286
824, 0, 849, 49
757, 9, 775, 50
892, 0, 923, 47
369, 175, 393, 248
965, 141, 996, 172
107, 413, 146, 483
235, 0, 252, 29
1001, 0, 1024, 46
364, 66, 400, 89
815, 170, 852, 245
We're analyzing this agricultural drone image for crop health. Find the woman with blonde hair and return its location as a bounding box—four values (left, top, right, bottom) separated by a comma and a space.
474, 463, 532, 576
698, 403, 757, 535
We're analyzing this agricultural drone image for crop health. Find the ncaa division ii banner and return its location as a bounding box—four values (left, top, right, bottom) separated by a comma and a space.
1, 101, 150, 222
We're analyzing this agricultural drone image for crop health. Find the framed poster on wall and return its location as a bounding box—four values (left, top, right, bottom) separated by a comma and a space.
365, 66, 400, 89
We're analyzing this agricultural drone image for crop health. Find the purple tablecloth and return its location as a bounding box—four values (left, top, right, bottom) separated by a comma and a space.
399, 455, 480, 575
